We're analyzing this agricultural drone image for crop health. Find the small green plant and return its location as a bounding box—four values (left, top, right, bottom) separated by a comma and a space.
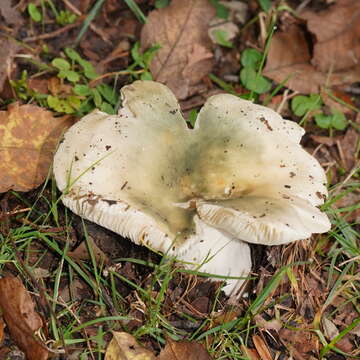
52, 58, 80, 83
48, 48, 101, 114
209, 0, 229, 19
314, 109, 348, 131
291, 94, 322, 116
27, 3, 42, 22
27, 1, 77, 25
56, 10, 78, 25
258, 0, 272, 12
187, 109, 198, 127
213, 29, 233, 48
240, 48, 271, 94
128, 42, 161, 80
10, 70, 48, 106
10, 47, 121, 115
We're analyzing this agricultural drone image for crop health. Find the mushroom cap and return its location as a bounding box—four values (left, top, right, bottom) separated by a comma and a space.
54, 80, 330, 294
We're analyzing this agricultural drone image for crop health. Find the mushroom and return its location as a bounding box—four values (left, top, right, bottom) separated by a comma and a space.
53, 80, 331, 296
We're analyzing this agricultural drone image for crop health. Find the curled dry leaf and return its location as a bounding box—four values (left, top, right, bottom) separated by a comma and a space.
105, 331, 155, 360
0, 34, 20, 94
302, 0, 360, 73
252, 335, 273, 360
0, 277, 49, 360
0, 0, 23, 27
158, 337, 212, 360
0, 102, 73, 193
263, 24, 360, 94
141, 0, 215, 99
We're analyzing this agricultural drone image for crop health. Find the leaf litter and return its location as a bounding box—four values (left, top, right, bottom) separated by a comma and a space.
0, 103, 73, 192
141, 0, 215, 99
0, 0, 359, 359
0, 277, 49, 360
264, 0, 360, 94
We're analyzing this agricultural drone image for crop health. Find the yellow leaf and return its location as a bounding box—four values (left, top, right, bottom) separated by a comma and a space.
105, 332, 156, 360
0, 102, 73, 192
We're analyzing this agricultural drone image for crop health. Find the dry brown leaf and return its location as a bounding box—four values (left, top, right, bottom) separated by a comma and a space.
105, 331, 155, 360
0, 0, 23, 26
254, 314, 282, 332
302, 0, 360, 73
321, 317, 339, 341
240, 345, 260, 360
68, 237, 110, 265
0, 102, 73, 192
0, 35, 20, 94
0, 317, 5, 346
338, 128, 359, 171
0, 277, 49, 360
263, 25, 360, 94
252, 335, 273, 360
158, 338, 212, 360
279, 327, 318, 359
141, 0, 215, 99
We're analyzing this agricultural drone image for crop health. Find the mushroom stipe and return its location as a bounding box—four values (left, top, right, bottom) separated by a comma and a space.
54, 80, 331, 296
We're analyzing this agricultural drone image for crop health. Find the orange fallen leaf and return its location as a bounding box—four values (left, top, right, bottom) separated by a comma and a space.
158, 337, 213, 360
105, 331, 155, 360
0, 102, 73, 192
0, 277, 49, 360
141, 0, 215, 99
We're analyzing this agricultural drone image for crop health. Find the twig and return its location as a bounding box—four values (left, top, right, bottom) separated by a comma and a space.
23, 21, 81, 42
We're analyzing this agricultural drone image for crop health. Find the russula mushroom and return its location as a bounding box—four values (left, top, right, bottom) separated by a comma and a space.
53, 80, 331, 296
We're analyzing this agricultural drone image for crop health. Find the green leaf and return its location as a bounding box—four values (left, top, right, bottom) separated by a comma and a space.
240, 67, 271, 94
96, 84, 118, 105
91, 88, 102, 108
73, 84, 92, 96
155, 0, 169, 8
100, 102, 115, 114
56, 10, 77, 25
28, 3, 42, 22
142, 44, 161, 68
140, 71, 153, 80
64, 48, 82, 62
258, 0, 272, 12
67, 96, 82, 110
314, 113, 331, 129
131, 41, 144, 67
52, 58, 71, 71
79, 59, 98, 79
187, 109, 198, 127
213, 29, 233, 48
331, 110, 347, 130
291, 94, 322, 116
47, 95, 74, 114
65, 70, 80, 83
209, 0, 229, 19
241, 49, 262, 68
